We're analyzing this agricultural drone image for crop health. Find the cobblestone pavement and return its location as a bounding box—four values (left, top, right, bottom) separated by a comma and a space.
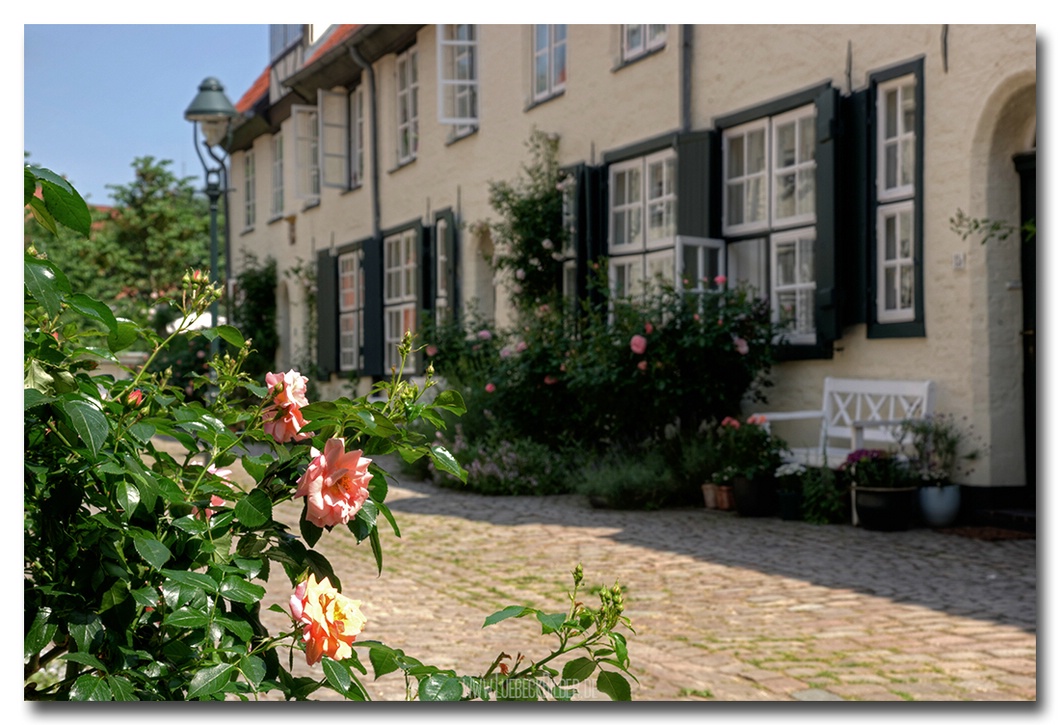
247, 454, 1036, 702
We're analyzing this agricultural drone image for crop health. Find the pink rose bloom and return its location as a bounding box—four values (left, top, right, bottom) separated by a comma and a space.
645, 322, 654, 335
693, 314, 701, 322
544, 375, 558, 385
426, 344, 438, 357
485, 383, 497, 393
630, 334, 647, 355
721, 416, 741, 429
746, 414, 768, 425
295, 438, 373, 529
127, 388, 144, 407
477, 329, 492, 341
289, 574, 367, 667
515, 341, 528, 353
500, 347, 511, 359
637, 360, 648, 372
263, 403, 311, 443
266, 369, 310, 409
733, 337, 749, 355
714, 274, 727, 286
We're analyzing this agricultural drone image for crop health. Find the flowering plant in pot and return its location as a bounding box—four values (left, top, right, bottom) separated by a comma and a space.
714, 415, 787, 516
774, 461, 807, 521
842, 449, 917, 531
898, 414, 983, 527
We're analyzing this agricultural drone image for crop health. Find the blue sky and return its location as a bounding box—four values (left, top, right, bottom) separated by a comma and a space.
24, 24, 270, 205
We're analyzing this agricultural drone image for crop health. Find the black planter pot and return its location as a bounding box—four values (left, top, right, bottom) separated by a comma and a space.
854, 486, 918, 531
777, 489, 803, 521
733, 476, 777, 517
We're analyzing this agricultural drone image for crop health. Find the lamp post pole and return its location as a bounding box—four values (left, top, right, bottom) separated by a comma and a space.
184, 77, 238, 358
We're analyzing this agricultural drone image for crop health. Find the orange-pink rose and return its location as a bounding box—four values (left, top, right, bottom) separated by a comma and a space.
262, 369, 312, 443
289, 573, 367, 666
266, 369, 310, 409
294, 438, 373, 528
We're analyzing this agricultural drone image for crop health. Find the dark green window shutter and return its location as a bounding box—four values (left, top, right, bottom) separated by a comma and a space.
576, 164, 607, 307
434, 208, 459, 320
315, 248, 338, 381
814, 85, 841, 344
840, 88, 870, 328
676, 130, 715, 238
362, 236, 383, 377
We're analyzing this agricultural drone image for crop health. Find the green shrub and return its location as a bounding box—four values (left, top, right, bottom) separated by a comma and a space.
575, 450, 682, 510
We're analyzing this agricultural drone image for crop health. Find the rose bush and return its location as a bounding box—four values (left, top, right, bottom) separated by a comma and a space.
24, 164, 636, 701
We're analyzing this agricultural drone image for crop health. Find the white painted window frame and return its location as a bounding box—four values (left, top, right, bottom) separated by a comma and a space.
877, 74, 917, 203
621, 24, 666, 62
876, 199, 916, 323
532, 24, 567, 101
243, 150, 255, 229
271, 133, 284, 217
292, 104, 320, 203
722, 118, 770, 236
396, 47, 419, 164
383, 228, 418, 373
318, 88, 348, 189
436, 25, 478, 128
770, 228, 817, 344
338, 249, 365, 372
770, 105, 816, 228
349, 85, 365, 187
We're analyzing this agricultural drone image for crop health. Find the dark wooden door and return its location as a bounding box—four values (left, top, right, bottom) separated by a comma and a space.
1013, 150, 1035, 507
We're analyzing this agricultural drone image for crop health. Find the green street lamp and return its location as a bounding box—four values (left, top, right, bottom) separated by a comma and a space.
184, 77, 238, 355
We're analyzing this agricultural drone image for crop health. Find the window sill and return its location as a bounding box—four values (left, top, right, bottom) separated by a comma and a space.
341, 182, 363, 196
302, 198, 321, 212
525, 90, 565, 112
445, 125, 478, 147
239, 225, 255, 236
612, 45, 666, 72
388, 157, 417, 174
267, 214, 286, 225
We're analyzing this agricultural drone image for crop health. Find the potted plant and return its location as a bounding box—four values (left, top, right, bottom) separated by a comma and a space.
774, 461, 807, 521
899, 414, 982, 527
677, 430, 722, 509
843, 449, 918, 531
714, 415, 787, 517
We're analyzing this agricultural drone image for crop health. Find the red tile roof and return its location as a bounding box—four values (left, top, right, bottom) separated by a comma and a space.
233, 25, 363, 115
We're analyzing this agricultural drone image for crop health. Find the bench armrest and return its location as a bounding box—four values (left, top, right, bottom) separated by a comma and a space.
758, 410, 824, 423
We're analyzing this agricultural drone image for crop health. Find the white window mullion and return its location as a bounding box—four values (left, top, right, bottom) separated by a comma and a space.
292, 104, 320, 202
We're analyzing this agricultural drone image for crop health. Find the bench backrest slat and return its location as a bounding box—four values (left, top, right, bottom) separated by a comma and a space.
821, 377, 936, 447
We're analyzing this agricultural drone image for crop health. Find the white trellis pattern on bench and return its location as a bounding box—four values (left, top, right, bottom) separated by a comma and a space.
760, 377, 937, 470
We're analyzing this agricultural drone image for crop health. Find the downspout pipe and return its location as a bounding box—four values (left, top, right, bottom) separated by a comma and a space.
348, 43, 381, 239
680, 24, 692, 133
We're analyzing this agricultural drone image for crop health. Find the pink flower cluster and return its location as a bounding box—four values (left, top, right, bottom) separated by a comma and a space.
262, 369, 312, 443
294, 438, 373, 529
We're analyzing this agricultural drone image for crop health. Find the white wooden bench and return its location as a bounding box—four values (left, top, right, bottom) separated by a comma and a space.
758, 377, 936, 525
758, 376, 937, 469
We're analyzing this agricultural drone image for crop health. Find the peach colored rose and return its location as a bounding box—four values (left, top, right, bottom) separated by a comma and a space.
262, 403, 311, 443
630, 334, 647, 355
294, 438, 373, 528
289, 574, 367, 666
746, 414, 768, 425
637, 360, 648, 372
644, 322, 654, 335
721, 416, 741, 429
266, 369, 310, 409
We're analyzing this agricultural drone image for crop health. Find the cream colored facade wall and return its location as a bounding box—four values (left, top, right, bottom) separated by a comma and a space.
699, 25, 1036, 487
229, 24, 1035, 486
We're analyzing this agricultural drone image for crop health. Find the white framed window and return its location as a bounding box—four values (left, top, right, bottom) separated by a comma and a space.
771, 106, 816, 227
646, 151, 677, 247
876, 200, 916, 323
609, 160, 642, 252
243, 150, 255, 229
396, 47, 419, 164
677, 236, 725, 293
609, 256, 643, 300
271, 134, 284, 217
622, 24, 666, 62
319, 89, 348, 189
533, 24, 567, 101
877, 75, 917, 202
384, 228, 418, 372
437, 25, 477, 132
349, 85, 365, 187
292, 105, 320, 203
722, 104, 818, 344
771, 229, 817, 343
338, 249, 365, 372
435, 216, 449, 321
723, 119, 769, 235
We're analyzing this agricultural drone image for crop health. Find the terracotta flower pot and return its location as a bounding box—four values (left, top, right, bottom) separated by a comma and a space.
701, 483, 718, 509
715, 484, 735, 511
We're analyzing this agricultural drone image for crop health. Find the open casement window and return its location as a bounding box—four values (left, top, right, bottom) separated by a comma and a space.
271, 134, 284, 217
622, 24, 666, 63
532, 24, 567, 102
382, 224, 424, 374
437, 25, 478, 131
349, 85, 365, 187
607, 149, 677, 299
868, 60, 924, 338
292, 104, 320, 204
716, 84, 841, 357
396, 47, 419, 164
243, 151, 255, 229
318, 89, 348, 190
338, 247, 366, 373
432, 208, 458, 323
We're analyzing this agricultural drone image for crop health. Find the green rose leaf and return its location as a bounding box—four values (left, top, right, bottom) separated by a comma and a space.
165, 607, 211, 628
201, 324, 245, 349
67, 612, 104, 653
24, 255, 71, 318
364, 642, 402, 679
596, 670, 632, 701
431, 388, 467, 415
217, 614, 255, 642
427, 445, 467, 484
69, 673, 112, 702
483, 605, 535, 627
107, 675, 138, 702
234, 489, 273, 528
24, 607, 57, 659
300, 504, 323, 549
418, 673, 464, 701
219, 576, 266, 605
67, 293, 118, 333
117, 479, 140, 520
39, 176, 91, 237
132, 535, 171, 571
187, 662, 236, 699
240, 655, 266, 688
61, 651, 108, 673
535, 611, 567, 635
107, 319, 140, 353
561, 656, 596, 684
322, 657, 352, 694
58, 398, 109, 458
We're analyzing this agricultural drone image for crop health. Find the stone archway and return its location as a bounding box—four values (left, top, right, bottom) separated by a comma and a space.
968, 72, 1036, 504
